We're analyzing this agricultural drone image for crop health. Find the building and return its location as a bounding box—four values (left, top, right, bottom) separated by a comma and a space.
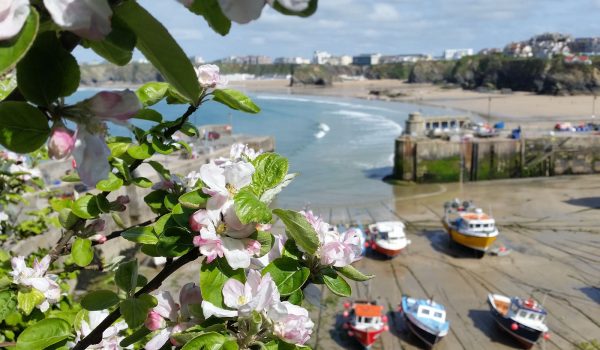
191, 56, 205, 65
503, 43, 533, 58
379, 54, 432, 63
313, 51, 332, 64
569, 37, 600, 55
564, 55, 592, 65
273, 56, 311, 64
443, 49, 473, 60
504, 33, 572, 59
327, 55, 353, 66
218, 55, 272, 65
352, 53, 381, 66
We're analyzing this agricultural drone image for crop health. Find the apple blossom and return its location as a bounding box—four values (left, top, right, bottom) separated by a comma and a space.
145, 283, 202, 350
195, 64, 227, 89
72, 128, 111, 187
202, 270, 279, 319
10, 255, 61, 312
47, 125, 76, 160
43, 0, 112, 40
73, 310, 128, 349
0, 0, 30, 41
0, 211, 8, 223
78, 90, 142, 123
268, 301, 314, 345
228, 143, 263, 163
216, 0, 310, 24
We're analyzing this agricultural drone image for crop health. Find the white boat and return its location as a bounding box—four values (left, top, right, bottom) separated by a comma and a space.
367, 221, 411, 258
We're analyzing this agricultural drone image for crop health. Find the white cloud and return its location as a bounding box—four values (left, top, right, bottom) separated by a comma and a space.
368, 4, 400, 22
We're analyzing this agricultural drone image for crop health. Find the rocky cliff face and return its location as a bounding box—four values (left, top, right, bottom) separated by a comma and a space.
408, 55, 600, 95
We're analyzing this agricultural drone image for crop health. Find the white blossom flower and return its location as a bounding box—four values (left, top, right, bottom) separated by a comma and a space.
72, 128, 111, 187
10, 256, 60, 312
144, 283, 202, 350
0, 0, 30, 41
43, 0, 112, 40
0, 211, 8, 223
79, 90, 142, 124
217, 0, 310, 24
268, 301, 314, 345
74, 310, 128, 350
201, 270, 279, 319
195, 64, 227, 89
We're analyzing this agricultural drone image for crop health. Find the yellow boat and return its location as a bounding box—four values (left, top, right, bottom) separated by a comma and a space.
442, 199, 498, 257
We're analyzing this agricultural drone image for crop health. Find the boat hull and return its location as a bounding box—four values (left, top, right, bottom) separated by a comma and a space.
373, 243, 403, 258
349, 325, 385, 348
402, 312, 445, 348
443, 221, 497, 252
488, 300, 543, 349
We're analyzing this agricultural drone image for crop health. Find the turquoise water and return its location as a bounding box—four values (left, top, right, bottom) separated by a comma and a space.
71, 90, 463, 208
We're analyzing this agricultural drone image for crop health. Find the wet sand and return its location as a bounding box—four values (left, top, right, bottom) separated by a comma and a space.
289, 175, 600, 350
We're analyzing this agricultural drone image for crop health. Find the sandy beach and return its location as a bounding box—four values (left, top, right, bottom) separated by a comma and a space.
233, 79, 600, 130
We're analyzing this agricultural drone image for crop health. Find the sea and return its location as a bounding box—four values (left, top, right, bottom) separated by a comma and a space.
71, 90, 467, 209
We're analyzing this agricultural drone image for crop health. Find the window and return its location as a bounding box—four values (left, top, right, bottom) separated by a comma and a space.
528, 313, 536, 320
475, 224, 481, 228
421, 309, 430, 315
469, 224, 475, 229
518, 310, 527, 318
365, 317, 373, 323
434, 312, 443, 318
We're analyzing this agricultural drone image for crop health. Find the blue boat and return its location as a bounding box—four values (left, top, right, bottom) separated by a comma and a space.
400, 296, 450, 348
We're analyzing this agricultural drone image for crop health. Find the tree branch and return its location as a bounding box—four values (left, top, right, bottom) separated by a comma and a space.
73, 249, 201, 350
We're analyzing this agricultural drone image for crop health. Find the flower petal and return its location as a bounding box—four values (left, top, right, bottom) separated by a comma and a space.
222, 237, 251, 269
201, 301, 238, 319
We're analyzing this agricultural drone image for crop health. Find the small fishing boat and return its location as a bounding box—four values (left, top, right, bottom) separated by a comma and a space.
400, 296, 450, 348
442, 199, 498, 257
342, 300, 388, 349
367, 221, 411, 258
488, 294, 550, 349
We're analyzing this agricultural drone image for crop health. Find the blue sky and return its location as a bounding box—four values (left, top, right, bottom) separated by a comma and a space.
74, 0, 600, 63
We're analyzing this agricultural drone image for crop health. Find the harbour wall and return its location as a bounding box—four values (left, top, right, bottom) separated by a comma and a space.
394, 135, 600, 182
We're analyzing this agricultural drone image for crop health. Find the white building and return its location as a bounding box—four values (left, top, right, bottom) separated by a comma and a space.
191, 56, 205, 64
443, 49, 473, 60
313, 51, 332, 64
274, 56, 311, 64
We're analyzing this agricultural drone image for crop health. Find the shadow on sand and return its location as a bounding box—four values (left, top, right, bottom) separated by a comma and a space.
468, 309, 524, 348
388, 310, 431, 349
579, 286, 600, 304
564, 197, 600, 209
329, 313, 366, 350
422, 229, 486, 259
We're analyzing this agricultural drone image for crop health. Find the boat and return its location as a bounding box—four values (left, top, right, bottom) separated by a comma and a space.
488, 294, 550, 349
314, 122, 330, 139
399, 296, 450, 348
342, 300, 388, 349
367, 221, 411, 258
442, 199, 499, 257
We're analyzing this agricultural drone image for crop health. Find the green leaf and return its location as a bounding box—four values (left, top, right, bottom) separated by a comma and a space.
16, 318, 71, 350
261, 173, 297, 204
249, 230, 274, 257
151, 137, 174, 155
88, 16, 136, 66
335, 265, 374, 282
0, 290, 17, 322
178, 189, 209, 209
171, 203, 196, 228
81, 290, 120, 311
271, 0, 318, 17
17, 289, 44, 315
95, 172, 123, 191
111, 212, 127, 229
133, 108, 162, 122
200, 258, 245, 308
265, 339, 311, 350
0, 101, 50, 153
0, 73, 17, 101
119, 294, 157, 328
153, 213, 176, 235
127, 143, 154, 160
0, 8, 39, 75
108, 142, 129, 158
115, 1, 201, 103
262, 257, 310, 296
212, 89, 260, 113
72, 238, 94, 267
321, 268, 351, 297
58, 208, 79, 229
282, 239, 303, 260
234, 187, 272, 225
156, 227, 194, 257
180, 122, 198, 137
115, 260, 138, 294
136, 82, 169, 107
287, 289, 303, 305
71, 194, 101, 219
252, 153, 288, 195
189, 0, 231, 36
272, 209, 319, 255
147, 160, 171, 180
16, 31, 79, 106
122, 225, 158, 244
61, 172, 80, 182
144, 190, 167, 214
96, 194, 111, 213
181, 332, 233, 350
120, 327, 152, 347
132, 176, 152, 188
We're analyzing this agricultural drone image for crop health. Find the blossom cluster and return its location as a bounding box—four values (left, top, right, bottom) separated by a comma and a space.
9, 255, 60, 312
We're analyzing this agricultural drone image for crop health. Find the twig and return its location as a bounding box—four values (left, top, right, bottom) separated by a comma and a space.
165, 105, 198, 138
73, 249, 201, 350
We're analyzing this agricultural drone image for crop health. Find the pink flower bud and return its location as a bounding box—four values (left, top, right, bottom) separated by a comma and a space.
43, 0, 112, 40
90, 234, 107, 244
144, 310, 164, 331
116, 195, 130, 205
246, 239, 261, 255
48, 126, 76, 160
81, 90, 141, 123
0, 0, 30, 41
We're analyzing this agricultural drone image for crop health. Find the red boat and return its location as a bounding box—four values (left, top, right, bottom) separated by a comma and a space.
367, 221, 411, 258
342, 300, 388, 349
